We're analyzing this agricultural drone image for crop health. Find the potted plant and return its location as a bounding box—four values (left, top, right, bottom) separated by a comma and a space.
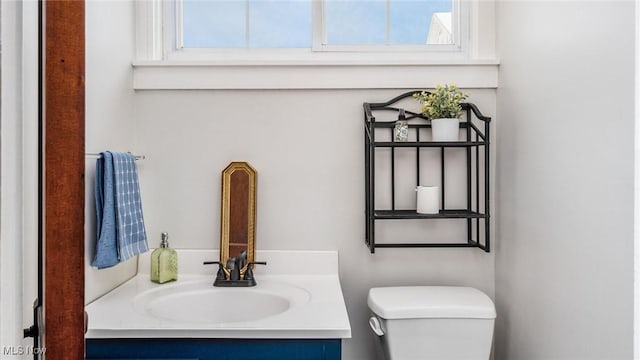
414, 84, 469, 141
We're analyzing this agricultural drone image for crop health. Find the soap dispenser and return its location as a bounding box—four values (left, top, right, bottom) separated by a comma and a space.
150, 232, 178, 284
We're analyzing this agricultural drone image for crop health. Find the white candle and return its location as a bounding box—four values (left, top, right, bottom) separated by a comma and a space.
416, 186, 440, 214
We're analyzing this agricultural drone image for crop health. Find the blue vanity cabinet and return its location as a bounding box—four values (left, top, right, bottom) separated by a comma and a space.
86, 338, 342, 360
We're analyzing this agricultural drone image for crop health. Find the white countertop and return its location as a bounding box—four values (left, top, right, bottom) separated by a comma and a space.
86, 250, 352, 339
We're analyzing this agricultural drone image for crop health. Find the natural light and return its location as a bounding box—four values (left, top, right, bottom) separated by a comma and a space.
181, 0, 453, 48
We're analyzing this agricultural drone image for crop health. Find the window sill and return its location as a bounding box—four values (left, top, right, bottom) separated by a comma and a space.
132, 59, 499, 90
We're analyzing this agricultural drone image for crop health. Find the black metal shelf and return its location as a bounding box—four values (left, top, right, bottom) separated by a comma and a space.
374, 141, 486, 148
375, 242, 486, 249
374, 209, 486, 220
364, 90, 491, 253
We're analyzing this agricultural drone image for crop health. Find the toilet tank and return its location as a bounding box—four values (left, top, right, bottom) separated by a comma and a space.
368, 286, 496, 360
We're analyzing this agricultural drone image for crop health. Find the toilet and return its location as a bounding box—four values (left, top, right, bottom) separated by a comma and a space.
367, 286, 496, 360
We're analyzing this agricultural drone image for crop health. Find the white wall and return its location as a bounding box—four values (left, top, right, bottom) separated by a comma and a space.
0, 0, 26, 355
85, 0, 138, 303
495, 1, 635, 359
20, 0, 39, 353
1, 1, 39, 356
636, 1, 640, 355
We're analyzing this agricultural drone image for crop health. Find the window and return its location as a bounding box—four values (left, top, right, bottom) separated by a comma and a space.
325, 0, 453, 46
133, 0, 497, 90
181, 0, 313, 48
177, 0, 460, 51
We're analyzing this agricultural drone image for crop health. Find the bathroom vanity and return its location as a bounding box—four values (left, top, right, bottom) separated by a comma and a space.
85, 250, 351, 360
87, 338, 340, 360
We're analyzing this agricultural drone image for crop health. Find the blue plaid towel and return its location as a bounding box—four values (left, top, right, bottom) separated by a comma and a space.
92, 151, 149, 269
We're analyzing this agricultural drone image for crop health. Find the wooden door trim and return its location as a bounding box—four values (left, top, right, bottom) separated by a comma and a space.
44, 1, 85, 359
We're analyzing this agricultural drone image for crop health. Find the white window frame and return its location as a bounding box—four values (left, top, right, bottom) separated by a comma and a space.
133, 0, 498, 90
152, 0, 468, 61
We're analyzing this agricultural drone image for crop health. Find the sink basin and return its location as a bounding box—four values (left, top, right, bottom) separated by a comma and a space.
133, 279, 310, 324
86, 250, 352, 339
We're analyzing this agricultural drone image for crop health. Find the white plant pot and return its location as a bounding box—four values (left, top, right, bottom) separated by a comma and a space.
431, 118, 460, 141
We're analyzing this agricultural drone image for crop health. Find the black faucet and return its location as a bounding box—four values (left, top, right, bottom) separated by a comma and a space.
203, 251, 267, 287
202, 261, 226, 282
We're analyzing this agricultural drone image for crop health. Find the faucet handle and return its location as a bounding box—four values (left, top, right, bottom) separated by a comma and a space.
243, 261, 267, 281
203, 261, 226, 281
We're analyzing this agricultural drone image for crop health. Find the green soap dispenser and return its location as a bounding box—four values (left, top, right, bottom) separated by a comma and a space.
151, 232, 178, 284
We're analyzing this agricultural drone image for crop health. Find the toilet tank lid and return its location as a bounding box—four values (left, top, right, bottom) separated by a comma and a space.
368, 286, 496, 320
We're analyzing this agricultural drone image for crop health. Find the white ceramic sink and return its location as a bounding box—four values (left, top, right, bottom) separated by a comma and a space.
86, 250, 351, 339
133, 279, 311, 324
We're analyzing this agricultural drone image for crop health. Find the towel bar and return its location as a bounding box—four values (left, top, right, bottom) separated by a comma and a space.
85, 152, 145, 161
